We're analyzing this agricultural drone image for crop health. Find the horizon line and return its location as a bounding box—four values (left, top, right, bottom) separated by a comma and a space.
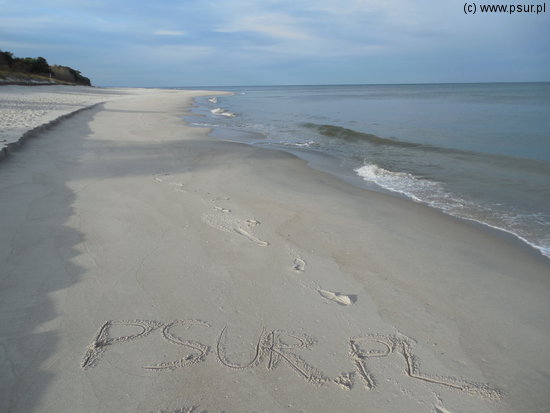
101, 80, 550, 89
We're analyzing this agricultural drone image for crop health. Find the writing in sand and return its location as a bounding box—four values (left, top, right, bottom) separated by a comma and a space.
81, 319, 502, 401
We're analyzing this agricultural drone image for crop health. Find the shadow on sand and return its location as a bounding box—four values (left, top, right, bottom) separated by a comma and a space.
0, 103, 301, 411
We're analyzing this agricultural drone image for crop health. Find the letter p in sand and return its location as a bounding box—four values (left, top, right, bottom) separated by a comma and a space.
81, 320, 163, 369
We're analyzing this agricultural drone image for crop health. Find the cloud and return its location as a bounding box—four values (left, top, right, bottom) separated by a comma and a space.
154, 30, 186, 36
0, 40, 69, 52
207, 0, 448, 60
138, 44, 213, 62
1, 0, 548, 85
215, 13, 313, 41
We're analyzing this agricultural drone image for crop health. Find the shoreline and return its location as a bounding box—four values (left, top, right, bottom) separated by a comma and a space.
266, 140, 550, 264
214, 124, 550, 264
189, 92, 550, 260
5, 84, 546, 264
0, 87, 548, 412
4, 83, 548, 263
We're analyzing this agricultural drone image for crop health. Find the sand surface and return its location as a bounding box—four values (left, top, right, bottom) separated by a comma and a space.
0, 85, 161, 157
0, 87, 549, 413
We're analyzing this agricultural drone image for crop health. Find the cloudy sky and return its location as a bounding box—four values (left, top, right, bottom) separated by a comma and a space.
1, 0, 548, 86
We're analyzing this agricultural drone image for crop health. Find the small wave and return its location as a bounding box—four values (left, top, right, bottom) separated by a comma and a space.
208, 97, 218, 104
355, 163, 443, 202
292, 140, 317, 148
355, 163, 550, 259
303, 123, 550, 174
190, 122, 220, 127
303, 122, 424, 149
210, 108, 237, 118
280, 140, 317, 148
255, 140, 319, 149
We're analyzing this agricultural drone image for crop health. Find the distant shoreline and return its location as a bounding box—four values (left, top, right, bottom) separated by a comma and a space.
0, 81, 94, 87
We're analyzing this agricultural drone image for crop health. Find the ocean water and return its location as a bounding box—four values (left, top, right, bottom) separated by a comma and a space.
186, 83, 550, 259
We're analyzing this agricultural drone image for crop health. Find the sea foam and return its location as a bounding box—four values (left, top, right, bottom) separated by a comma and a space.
355, 163, 442, 202
355, 163, 550, 259
210, 108, 236, 118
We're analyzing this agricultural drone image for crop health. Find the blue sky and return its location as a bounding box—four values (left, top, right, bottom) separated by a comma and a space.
1, 0, 549, 86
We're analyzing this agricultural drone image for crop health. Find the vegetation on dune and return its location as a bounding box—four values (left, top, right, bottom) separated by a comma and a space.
0, 50, 92, 86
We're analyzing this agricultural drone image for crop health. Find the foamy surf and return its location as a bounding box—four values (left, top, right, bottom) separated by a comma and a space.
354, 163, 443, 203
355, 163, 550, 259
210, 108, 236, 118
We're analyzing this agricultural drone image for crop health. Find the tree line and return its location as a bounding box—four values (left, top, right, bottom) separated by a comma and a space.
0, 50, 91, 86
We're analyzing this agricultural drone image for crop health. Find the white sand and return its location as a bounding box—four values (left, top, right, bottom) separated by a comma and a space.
0, 85, 161, 156
0, 87, 549, 413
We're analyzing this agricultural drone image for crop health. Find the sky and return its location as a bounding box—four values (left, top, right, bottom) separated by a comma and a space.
0, 0, 549, 87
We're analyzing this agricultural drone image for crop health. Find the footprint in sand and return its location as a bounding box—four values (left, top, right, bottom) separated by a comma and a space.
287, 248, 306, 273
293, 257, 306, 272
213, 206, 231, 213
318, 289, 357, 306
202, 211, 269, 247
153, 174, 188, 193
435, 405, 454, 413
151, 407, 198, 413
169, 182, 186, 193
233, 227, 269, 247
153, 173, 171, 183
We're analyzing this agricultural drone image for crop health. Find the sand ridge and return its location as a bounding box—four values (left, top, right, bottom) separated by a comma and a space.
0, 86, 150, 158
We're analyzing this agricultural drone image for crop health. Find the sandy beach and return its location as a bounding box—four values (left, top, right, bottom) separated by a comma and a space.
0, 86, 549, 413
0, 86, 166, 158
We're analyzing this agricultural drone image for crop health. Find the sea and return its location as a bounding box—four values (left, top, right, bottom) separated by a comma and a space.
184, 83, 550, 260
